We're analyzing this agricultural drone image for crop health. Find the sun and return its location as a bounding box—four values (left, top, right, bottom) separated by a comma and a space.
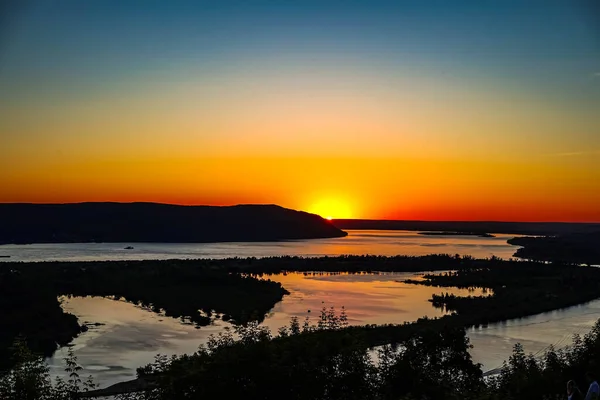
307, 198, 353, 220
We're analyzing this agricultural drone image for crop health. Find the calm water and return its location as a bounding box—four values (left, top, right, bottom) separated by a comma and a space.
10, 230, 595, 390
47, 271, 600, 389
468, 301, 600, 374
49, 272, 487, 387
0, 230, 521, 262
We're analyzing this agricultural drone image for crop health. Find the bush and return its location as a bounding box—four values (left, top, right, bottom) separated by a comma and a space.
0, 338, 96, 400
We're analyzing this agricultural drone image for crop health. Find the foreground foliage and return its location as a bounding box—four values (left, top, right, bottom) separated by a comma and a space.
124, 312, 600, 400
5, 311, 600, 399
0, 339, 95, 400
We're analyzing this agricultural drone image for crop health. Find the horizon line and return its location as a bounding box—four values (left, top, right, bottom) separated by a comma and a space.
1, 201, 598, 224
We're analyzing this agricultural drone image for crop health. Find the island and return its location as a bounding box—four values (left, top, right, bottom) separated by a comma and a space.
0, 202, 347, 244
418, 231, 495, 238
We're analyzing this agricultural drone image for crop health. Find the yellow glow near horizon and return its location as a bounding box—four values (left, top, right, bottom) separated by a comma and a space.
308, 198, 354, 220
1, 154, 600, 221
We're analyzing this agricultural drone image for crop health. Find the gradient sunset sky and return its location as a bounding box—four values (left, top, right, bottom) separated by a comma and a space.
1, 1, 599, 221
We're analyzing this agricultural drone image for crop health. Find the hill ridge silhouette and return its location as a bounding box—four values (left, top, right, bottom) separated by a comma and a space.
0, 202, 346, 244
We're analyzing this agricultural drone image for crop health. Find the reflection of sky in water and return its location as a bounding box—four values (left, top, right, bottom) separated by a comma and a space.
48, 296, 227, 387
49, 273, 491, 388
0, 230, 522, 262
49, 273, 600, 388
261, 272, 486, 329
469, 300, 600, 373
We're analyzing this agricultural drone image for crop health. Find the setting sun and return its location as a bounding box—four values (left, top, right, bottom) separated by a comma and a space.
308, 198, 353, 220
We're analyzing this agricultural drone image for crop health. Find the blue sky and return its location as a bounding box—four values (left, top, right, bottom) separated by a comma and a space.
1, 0, 598, 98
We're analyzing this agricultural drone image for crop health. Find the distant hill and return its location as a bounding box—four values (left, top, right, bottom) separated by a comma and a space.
333, 219, 600, 236
0, 203, 347, 244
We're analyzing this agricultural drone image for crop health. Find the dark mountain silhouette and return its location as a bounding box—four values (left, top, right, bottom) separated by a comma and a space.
0, 202, 347, 244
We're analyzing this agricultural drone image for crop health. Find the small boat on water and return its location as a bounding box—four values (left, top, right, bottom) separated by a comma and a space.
0, 255, 10, 258
124, 246, 134, 250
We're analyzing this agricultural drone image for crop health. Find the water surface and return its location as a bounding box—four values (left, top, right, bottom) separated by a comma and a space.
0, 230, 521, 262
49, 271, 485, 387
47, 271, 600, 388
11, 229, 580, 389
468, 300, 600, 373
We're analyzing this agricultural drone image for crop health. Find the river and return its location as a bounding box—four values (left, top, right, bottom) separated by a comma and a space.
4, 230, 597, 388
0, 229, 520, 262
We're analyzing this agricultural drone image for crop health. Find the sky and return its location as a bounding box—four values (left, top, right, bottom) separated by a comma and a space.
1, 0, 599, 221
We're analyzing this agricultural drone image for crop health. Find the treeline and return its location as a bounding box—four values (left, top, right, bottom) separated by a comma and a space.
131, 310, 484, 400
160, 253, 511, 274
46, 310, 600, 400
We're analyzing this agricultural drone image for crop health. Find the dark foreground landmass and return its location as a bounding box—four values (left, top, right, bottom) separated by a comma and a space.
334, 219, 600, 235
0, 202, 347, 244
508, 231, 600, 265
72, 256, 600, 399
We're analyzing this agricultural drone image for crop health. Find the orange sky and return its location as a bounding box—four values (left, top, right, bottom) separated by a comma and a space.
2, 73, 599, 221
1, 2, 599, 222
2, 152, 599, 221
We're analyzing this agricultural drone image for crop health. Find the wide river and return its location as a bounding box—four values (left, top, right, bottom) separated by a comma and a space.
2, 230, 598, 388
0, 229, 520, 261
